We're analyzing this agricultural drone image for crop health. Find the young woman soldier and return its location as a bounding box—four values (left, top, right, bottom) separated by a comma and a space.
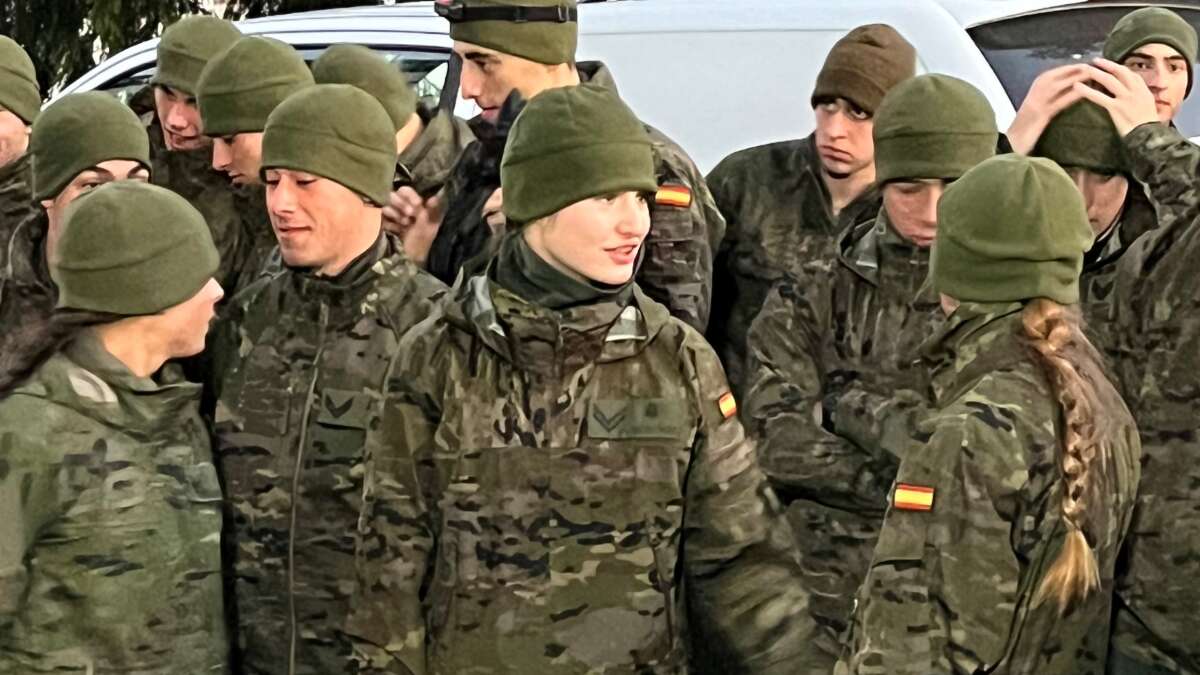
836, 154, 1141, 674
0, 182, 228, 673
347, 84, 816, 674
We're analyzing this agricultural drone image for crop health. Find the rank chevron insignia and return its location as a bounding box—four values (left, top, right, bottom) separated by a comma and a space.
591, 401, 630, 432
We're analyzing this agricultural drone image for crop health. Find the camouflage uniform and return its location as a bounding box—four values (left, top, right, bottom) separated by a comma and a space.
1106, 123, 1200, 674
1079, 183, 1158, 351
144, 112, 277, 295
741, 210, 938, 671
0, 155, 52, 352
210, 233, 446, 675
428, 61, 724, 332
347, 271, 815, 674
707, 137, 881, 398
0, 333, 228, 673
394, 105, 475, 198
837, 302, 1140, 675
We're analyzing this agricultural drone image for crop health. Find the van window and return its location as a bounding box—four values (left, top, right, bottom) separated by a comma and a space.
970, 6, 1200, 137
101, 46, 450, 110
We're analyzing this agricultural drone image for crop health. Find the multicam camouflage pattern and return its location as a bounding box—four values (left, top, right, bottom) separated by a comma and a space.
0, 155, 53, 354
741, 211, 939, 672
1078, 182, 1158, 352
1106, 122, 1200, 674
347, 271, 815, 674
429, 61, 724, 332
145, 112, 277, 296
837, 302, 1140, 675
707, 135, 881, 398
394, 105, 475, 198
209, 233, 446, 675
0, 333, 228, 673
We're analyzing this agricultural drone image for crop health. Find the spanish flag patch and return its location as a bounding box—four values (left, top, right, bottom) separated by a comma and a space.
656, 184, 692, 208
717, 392, 737, 419
893, 484, 935, 512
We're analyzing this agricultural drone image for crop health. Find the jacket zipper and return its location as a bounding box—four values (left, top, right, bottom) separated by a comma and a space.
288, 300, 330, 674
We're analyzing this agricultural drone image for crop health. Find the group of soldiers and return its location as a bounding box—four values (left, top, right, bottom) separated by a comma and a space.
0, 0, 1197, 673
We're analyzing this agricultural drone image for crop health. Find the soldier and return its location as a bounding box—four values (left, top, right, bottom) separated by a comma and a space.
196, 35, 314, 284
208, 84, 446, 675
742, 74, 998, 673
141, 15, 274, 296
1029, 101, 1157, 347
397, 0, 722, 332
0, 181, 228, 673
707, 24, 915, 396
312, 45, 473, 216
1077, 57, 1200, 675
347, 83, 813, 675
837, 154, 1140, 674
0, 92, 151, 355
0, 36, 41, 290
1007, 7, 1195, 155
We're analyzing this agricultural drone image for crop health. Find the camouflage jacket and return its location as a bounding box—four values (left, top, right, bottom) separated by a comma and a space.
838, 302, 1140, 675
1106, 123, 1200, 674
429, 61, 724, 332
741, 212, 938, 671
347, 270, 814, 674
210, 232, 446, 675
1078, 182, 1158, 352
0, 333, 228, 674
394, 105, 475, 199
0, 165, 53, 355
706, 135, 881, 398
145, 112, 277, 297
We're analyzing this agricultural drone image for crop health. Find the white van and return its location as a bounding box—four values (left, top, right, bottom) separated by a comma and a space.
60, 0, 1200, 171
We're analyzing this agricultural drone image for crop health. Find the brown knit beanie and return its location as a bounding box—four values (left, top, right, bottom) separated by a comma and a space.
811, 24, 916, 115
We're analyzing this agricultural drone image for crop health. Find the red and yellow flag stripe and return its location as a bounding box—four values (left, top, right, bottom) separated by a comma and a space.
656, 184, 692, 208
893, 483, 935, 512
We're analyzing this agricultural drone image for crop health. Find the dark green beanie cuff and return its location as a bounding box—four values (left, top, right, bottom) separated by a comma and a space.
0, 65, 41, 124
875, 132, 997, 184
450, 21, 576, 65
502, 140, 657, 223
932, 233, 1082, 305
261, 122, 395, 205
152, 50, 210, 95
56, 232, 218, 314
200, 80, 307, 136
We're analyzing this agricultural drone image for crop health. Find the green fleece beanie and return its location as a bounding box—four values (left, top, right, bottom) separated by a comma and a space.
1104, 7, 1198, 95
30, 92, 151, 200
0, 36, 41, 124
440, 0, 578, 65
197, 36, 314, 137
261, 84, 395, 206
152, 16, 242, 95
501, 83, 657, 224
53, 181, 218, 315
1033, 100, 1126, 175
312, 44, 417, 132
810, 24, 916, 115
873, 74, 998, 184
932, 154, 1093, 305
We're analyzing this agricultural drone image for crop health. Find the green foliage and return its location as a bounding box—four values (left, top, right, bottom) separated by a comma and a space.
0, 0, 392, 96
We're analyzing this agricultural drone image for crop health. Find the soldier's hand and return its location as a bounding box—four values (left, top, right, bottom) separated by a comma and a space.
1075, 58, 1160, 138
383, 187, 442, 235
390, 189, 444, 269
1006, 64, 1092, 154
482, 188, 506, 234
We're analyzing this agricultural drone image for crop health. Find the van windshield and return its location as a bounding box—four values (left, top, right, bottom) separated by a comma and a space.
970, 5, 1200, 137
